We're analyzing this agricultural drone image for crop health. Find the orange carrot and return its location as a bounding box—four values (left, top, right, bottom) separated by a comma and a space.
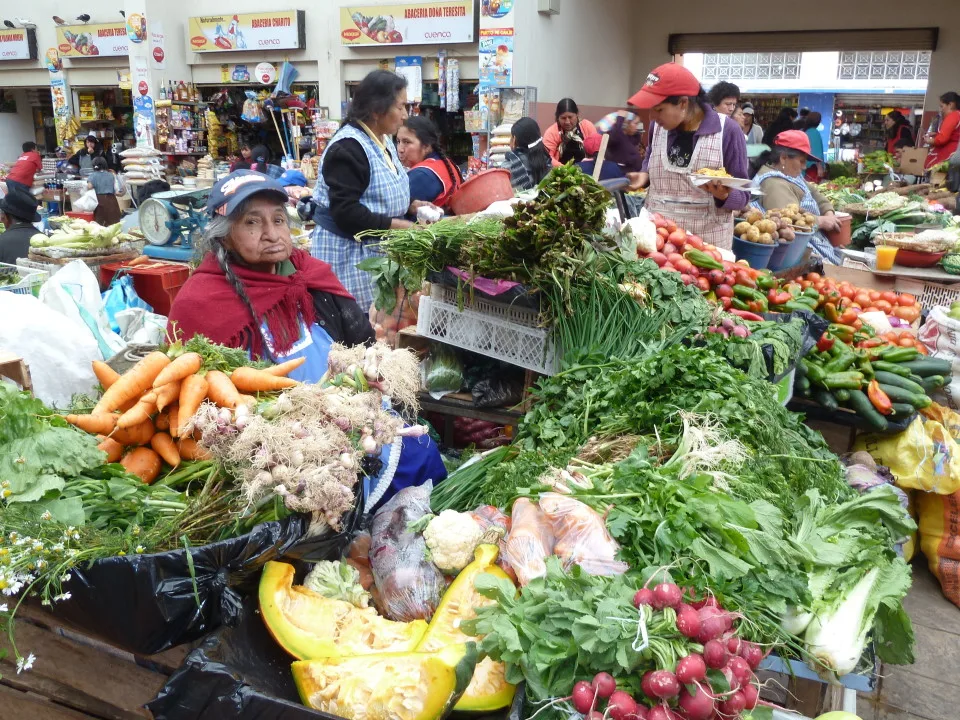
92, 360, 120, 389
230, 366, 297, 393
154, 411, 170, 432
94, 351, 171, 414
177, 437, 212, 461
116, 392, 158, 429
64, 413, 117, 435
155, 381, 181, 412
126, 255, 151, 267
177, 374, 209, 436
263, 357, 306, 377
97, 437, 124, 463
153, 352, 203, 389
168, 404, 180, 438
121, 447, 163, 484
206, 370, 241, 409
150, 432, 181, 468
111, 418, 155, 446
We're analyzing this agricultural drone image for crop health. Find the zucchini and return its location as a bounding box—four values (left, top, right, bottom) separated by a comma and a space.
921, 375, 947, 393
833, 388, 851, 403
795, 375, 812, 396
901, 358, 953, 377
871, 360, 911, 377
877, 383, 932, 408
813, 388, 839, 411
890, 402, 916, 418
873, 371, 926, 395
847, 389, 889, 431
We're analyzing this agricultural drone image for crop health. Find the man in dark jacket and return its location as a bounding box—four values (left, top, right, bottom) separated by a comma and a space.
0, 190, 40, 264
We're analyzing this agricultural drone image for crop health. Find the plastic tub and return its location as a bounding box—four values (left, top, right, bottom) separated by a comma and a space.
766, 240, 791, 271
65, 211, 95, 222
449, 169, 514, 215
732, 236, 776, 270
99, 260, 191, 316
779, 231, 812, 268
825, 211, 852, 247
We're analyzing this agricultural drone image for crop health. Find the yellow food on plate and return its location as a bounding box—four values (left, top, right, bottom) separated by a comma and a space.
699, 168, 733, 178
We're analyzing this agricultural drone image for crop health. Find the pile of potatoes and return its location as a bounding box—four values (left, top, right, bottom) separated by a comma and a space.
734, 204, 818, 245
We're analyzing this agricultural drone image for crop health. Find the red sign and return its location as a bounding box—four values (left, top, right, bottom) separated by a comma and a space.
152, 46, 164, 63
138, 80, 149, 96
341, 28, 361, 42
190, 35, 206, 48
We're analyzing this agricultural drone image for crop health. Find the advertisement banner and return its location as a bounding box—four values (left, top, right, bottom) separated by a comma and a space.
132, 55, 155, 149
126, 13, 147, 44
479, 28, 512, 88
48, 54, 70, 145
187, 11, 305, 53
57, 23, 129, 57
150, 20, 166, 69
0, 28, 36, 61
340, 2, 473, 46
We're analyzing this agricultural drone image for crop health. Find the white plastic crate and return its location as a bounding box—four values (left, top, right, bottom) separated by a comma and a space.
894, 276, 960, 309
16, 257, 61, 277
0, 261, 48, 297
429, 283, 543, 328
417, 295, 557, 375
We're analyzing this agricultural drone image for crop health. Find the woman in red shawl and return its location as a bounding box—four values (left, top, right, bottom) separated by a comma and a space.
167, 170, 446, 509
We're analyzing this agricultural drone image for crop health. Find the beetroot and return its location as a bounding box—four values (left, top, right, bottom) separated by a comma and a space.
652, 582, 682, 610
739, 641, 763, 670
593, 672, 616, 700
643, 670, 679, 699
675, 654, 707, 684
718, 691, 747, 717
633, 588, 656, 608
676, 604, 702, 639
608, 691, 639, 720
702, 640, 728, 669
571, 681, 596, 714
678, 687, 716, 720
741, 682, 759, 710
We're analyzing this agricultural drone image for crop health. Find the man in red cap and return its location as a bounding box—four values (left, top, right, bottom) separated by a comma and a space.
626, 63, 750, 249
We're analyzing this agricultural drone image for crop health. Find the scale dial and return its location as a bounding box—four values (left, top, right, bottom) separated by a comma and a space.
140, 198, 178, 245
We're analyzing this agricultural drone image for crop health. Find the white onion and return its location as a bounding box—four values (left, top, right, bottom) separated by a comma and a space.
290, 450, 305, 467
361, 435, 378, 454
340, 453, 356, 470
275, 394, 293, 413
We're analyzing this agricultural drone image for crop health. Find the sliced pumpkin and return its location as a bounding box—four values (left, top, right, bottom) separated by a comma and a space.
292, 643, 477, 720
259, 560, 427, 660
418, 544, 517, 712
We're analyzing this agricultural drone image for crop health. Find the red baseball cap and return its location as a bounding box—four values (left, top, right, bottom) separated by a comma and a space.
774, 129, 823, 162
628, 63, 702, 109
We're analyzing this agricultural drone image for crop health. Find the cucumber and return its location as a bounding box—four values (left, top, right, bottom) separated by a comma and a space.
877, 383, 932, 408
908, 374, 926, 386
871, 360, 912, 377
847, 389, 889, 431
813, 388, 839, 411
833, 388, 851, 403
921, 375, 946, 393
795, 375, 811, 396
873, 371, 926, 395
901, 358, 953, 377
795, 361, 808, 379
890, 402, 916, 417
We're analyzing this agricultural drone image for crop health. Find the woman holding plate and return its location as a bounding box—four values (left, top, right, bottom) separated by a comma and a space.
627, 63, 750, 249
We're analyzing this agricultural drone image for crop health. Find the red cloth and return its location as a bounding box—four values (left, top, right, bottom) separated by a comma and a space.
413, 156, 461, 207
6, 151, 42, 186
167, 248, 352, 358
926, 110, 960, 169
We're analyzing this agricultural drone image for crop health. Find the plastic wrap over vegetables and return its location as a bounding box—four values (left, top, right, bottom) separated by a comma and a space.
471, 505, 515, 582
369, 482, 446, 621
421, 345, 464, 400
540, 493, 629, 576
501, 498, 555, 586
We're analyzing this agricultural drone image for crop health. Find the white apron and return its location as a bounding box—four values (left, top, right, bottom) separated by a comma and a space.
645, 115, 735, 249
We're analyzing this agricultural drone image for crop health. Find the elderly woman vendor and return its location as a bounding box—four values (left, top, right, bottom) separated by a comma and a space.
167, 171, 446, 509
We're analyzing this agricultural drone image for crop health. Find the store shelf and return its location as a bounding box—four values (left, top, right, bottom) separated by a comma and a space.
165, 151, 208, 156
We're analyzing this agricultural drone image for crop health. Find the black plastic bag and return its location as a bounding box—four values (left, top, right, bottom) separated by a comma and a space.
473, 377, 524, 408
760, 309, 829, 382
53, 501, 363, 656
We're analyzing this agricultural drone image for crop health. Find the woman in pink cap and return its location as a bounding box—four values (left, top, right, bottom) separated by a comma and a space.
627, 63, 749, 249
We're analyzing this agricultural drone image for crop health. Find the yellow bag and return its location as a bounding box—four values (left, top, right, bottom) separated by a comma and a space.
917, 489, 960, 607
854, 413, 960, 494
903, 489, 917, 563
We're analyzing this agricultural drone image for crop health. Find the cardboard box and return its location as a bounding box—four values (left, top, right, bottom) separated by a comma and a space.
898, 147, 929, 175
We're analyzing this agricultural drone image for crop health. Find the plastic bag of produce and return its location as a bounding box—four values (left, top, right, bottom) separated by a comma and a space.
919, 307, 960, 409
369, 482, 445, 622
854, 413, 960, 494
472, 377, 524, 408
539, 493, 629, 576
917, 488, 960, 607
501, 498, 555, 586
421, 345, 463, 399
369, 286, 420, 348
102, 273, 153, 332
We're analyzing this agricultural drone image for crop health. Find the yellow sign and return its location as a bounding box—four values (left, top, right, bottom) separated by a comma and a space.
187, 11, 304, 53
56, 23, 129, 57
340, 2, 474, 46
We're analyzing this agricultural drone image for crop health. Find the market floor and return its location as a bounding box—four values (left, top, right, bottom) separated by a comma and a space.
857, 560, 960, 720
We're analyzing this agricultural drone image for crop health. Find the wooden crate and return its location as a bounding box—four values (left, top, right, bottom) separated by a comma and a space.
0, 351, 32, 392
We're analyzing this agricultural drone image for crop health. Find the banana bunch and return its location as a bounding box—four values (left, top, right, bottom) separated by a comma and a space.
205, 110, 222, 159
63, 115, 82, 137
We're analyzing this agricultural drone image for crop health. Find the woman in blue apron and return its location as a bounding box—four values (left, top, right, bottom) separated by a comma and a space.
310, 70, 420, 313
167, 170, 447, 514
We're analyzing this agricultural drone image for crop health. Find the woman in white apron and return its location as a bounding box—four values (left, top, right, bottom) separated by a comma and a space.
626, 63, 750, 249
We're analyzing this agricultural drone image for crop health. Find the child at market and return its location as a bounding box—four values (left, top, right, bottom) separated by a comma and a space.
87, 157, 123, 227
4, 142, 42, 196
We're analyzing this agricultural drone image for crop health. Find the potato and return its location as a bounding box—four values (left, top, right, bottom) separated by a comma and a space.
803, 213, 817, 225
786, 203, 800, 213
758, 232, 773, 244
760, 219, 778, 235
745, 226, 761, 242
744, 209, 764, 224
780, 227, 796, 241
735, 221, 752, 237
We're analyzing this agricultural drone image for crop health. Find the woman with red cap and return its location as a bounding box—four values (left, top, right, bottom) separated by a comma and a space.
753, 130, 843, 264
627, 63, 749, 249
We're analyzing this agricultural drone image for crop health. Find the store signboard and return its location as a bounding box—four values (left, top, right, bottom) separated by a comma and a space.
0, 28, 37, 61
187, 11, 306, 53
57, 23, 129, 57
340, 2, 474, 46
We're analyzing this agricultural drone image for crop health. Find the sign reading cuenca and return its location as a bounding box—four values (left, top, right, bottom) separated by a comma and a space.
57, 23, 128, 57
339, 2, 474, 46
187, 11, 305, 52
0, 28, 34, 60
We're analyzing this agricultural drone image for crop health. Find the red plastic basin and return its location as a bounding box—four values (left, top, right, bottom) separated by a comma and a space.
99, 260, 191, 316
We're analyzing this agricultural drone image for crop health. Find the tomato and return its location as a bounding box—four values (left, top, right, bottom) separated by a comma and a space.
652, 213, 667, 228
680, 274, 696, 285
649, 252, 667, 267
686, 235, 705, 250
721, 260, 735, 271
917, 343, 929, 355
893, 305, 921, 323
663, 243, 678, 256
880, 291, 899, 304
839, 308, 860, 325
666, 220, 678, 234
801, 281, 812, 290
806, 273, 822, 281
896, 293, 917, 306
838, 285, 856, 300
874, 299, 893, 312
854, 292, 872, 307
668, 229, 687, 245
708, 250, 723, 262
696, 276, 711, 292
656, 236, 665, 251
667, 253, 685, 266
715, 284, 735, 299
675, 259, 694, 274
899, 337, 916, 347
864, 306, 879, 313
868, 290, 881, 302
662, 264, 679, 272
657, 226, 669, 239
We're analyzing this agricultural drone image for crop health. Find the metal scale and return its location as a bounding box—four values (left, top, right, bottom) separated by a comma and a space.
139, 188, 210, 261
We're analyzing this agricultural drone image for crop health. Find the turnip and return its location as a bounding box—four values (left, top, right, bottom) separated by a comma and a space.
678, 687, 716, 720
702, 640, 728, 669
718, 690, 746, 717
571, 681, 596, 714
676, 604, 701, 639
593, 672, 616, 699
675, 653, 707, 684
727, 656, 752, 687
608, 690, 638, 720
633, 588, 655, 608
741, 682, 759, 710
739, 641, 763, 670
646, 707, 679, 720
652, 583, 682, 610
642, 670, 679, 699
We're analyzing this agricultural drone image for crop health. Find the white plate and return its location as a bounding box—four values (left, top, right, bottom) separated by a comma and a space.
690, 174, 755, 189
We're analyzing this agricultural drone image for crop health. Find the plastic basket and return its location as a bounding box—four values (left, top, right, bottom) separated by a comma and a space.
417, 296, 557, 375
893, 276, 960, 309
0, 261, 48, 297
429, 283, 543, 328
16, 257, 61, 277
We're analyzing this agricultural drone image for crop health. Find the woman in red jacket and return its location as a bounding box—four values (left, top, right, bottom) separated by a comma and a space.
925, 92, 960, 169
396, 116, 462, 209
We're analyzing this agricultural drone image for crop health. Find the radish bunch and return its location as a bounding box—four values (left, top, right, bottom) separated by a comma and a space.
570, 673, 649, 720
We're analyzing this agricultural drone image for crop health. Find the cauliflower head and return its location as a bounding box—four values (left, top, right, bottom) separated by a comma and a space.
422, 510, 484, 574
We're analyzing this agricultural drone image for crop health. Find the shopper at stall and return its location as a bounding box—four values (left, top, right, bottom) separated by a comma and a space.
502, 117, 552, 191
594, 110, 645, 172
707, 81, 740, 117
543, 98, 598, 165
87, 157, 122, 226
762, 108, 798, 147
753, 130, 843, 264
576, 134, 625, 180
0, 189, 40, 264
885, 111, 916, 155
925, 92, 960, 169
229, 142, 254, 172
310, 70, 413, 312
627, 63, 750, 249
741, 105, 764, 145
803, 112, 825, 181
397, 116, 463, 209
4, 142, 42, 195
67, 135, 107, 173
167, 170, 446, 508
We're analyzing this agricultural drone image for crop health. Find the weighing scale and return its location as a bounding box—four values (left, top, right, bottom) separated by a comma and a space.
139, 188, 210, 261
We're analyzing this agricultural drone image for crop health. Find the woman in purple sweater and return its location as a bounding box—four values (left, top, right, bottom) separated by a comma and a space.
627, 63, 749, 249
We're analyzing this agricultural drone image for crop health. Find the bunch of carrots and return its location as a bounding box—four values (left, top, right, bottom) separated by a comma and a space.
64, 351, 306, 484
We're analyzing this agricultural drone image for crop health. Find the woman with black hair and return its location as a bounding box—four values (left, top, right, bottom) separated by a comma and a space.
628, 63, 749, 249
502, 117, 552, 191
396, 116, 462, 208
884, 111, 915, 155
543, 98, 598, 165
762, 107, 799, 148
925, 92, 960, 170
707, 81, 740, 116
310, 70, 415, 311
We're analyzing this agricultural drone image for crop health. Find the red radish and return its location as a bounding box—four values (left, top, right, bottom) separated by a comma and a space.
634, 588, 655, 607
587, 712, 604, 720
593, 672, 616, 699
678, 687, 716, 720
719, 691, 746, 717
727, 656, 752, 686
571, 681, 596, 714
608, 691, 639, 720
703, 640, 728, 669
663, 243, 678, 256
652, 583, 682, 610
686, 234, 705, 250
662, 265, 679, 273
646, 707, 679, 720
676, 604, 702, 639
675, 653, 707, 684
680, 274, 696, 286
626, 708, 648, 720
720, 665, 740, 692
668, 229, 687, 245
739, 641, 763, 670
697, 606, 729, 642
727, 637, 742, 655
643, 670, 679, 699
667, 252, 685, 265
741, 682, 759, 710
687, 264, 700, 277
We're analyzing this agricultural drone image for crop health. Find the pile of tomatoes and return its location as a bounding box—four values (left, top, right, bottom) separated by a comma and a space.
798, 273, 922, 325
642, 213, 728, 293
